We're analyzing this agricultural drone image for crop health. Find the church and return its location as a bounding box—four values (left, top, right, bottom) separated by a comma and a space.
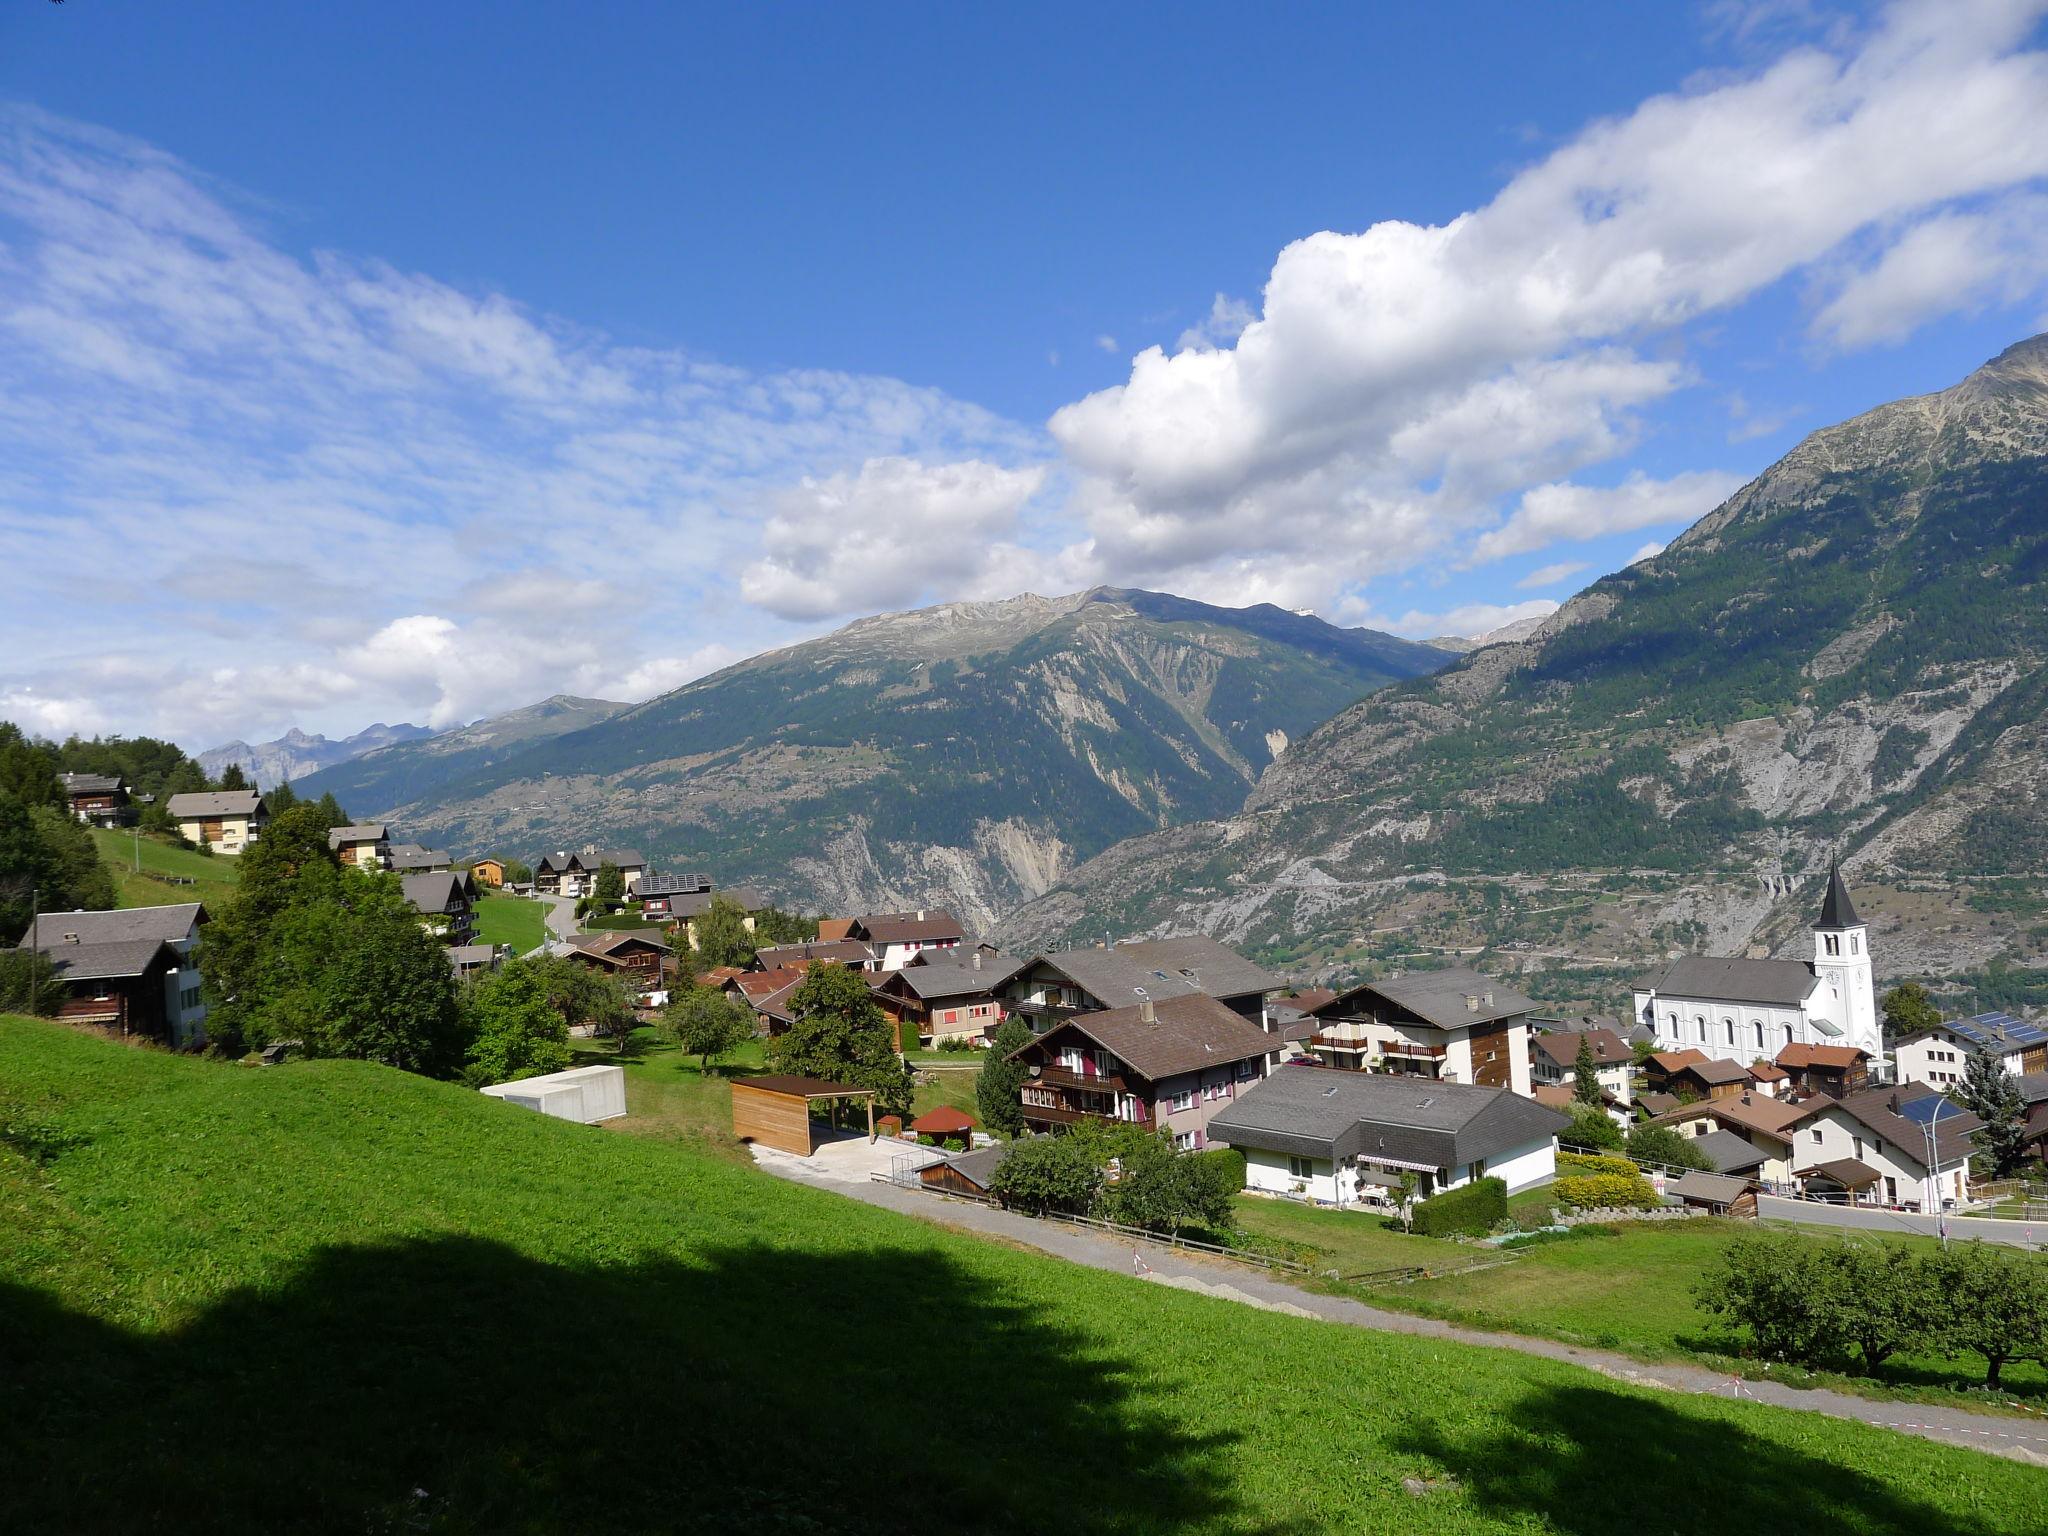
1632, 866, 1883, 1066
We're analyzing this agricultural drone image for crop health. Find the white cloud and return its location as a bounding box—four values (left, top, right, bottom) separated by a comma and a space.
1516, 561, 1589, 590
1814, 194, 2048, 346
1094, 334, 1120, 354
1474, 469, 1747, 563
1384, 598, 1560, 641
740, 457, 1048, 622
1630, 540, 1667, 562
1045, 1, 2048, 608
1174, 293, 1255, 352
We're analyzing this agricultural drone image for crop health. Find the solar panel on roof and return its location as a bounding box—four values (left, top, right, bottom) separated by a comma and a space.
1945, 1011, 2048, 1049
1896, 1094, 1965, 1127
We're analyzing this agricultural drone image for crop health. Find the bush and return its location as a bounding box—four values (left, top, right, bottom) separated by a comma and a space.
1200, 1147, 1247, 1195
1553, 1172, 1659, 1211
1563, 1105, 1624, 1151
988, 1135, 1103, 1215
1558, 1151, 1639, 1179
1626, 1123, 1715, 1171
1410, 1176, 1507, 1237
939, 1035, 976, 1053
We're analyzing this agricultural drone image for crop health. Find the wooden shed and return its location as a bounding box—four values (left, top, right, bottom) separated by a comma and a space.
730, 1075, 876, 1156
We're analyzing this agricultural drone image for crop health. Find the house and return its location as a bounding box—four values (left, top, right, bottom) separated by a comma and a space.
557, 929, 672, 1003
1665, 1057, 1754, 1102
1529, 1027, 1633, 1106
1633, 866, 1883, 1064
1785, 1084, 1979, 1209
166, 790, 267, 854
1009, 993, 1277, 1149
1304, 966, 1535, 1094
872, 949, 1020, 1046
1532, 1081, 1629, 1130
17, 903, 209, 1047
387, 843, 453, 873
1747, 1061, 1791, 1097
534, 848, 648, 898
920, 1139, 1022, 1199
1001, 937, 1282, 1033
469, 858, 507, 888
401, 871, 479, 945
1667, 1170, 1760, 1216
1891, 1012, 2048, 1089
59, 772, 131, 826
847, 909, 966, 971
1643, 1049, 1707, 1094
754, 938, 877, 971
1648, 1092, 1808, 1185
641, 876, 771, 946
2018, 1077, 2048, 1164
1775, 1042, 1871, 1100
1211, 1063, 1569, 1206
730, 967, 810, 1031
446, 943, 500, 981
328, 824, 392, 869
1688, 1129, 1773, 1178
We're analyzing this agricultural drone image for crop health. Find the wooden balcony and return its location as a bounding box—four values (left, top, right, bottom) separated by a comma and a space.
1380, 1039, 1448, 1061
1030, 1064, 1131, 1094
1309, 1033, 1368, 1053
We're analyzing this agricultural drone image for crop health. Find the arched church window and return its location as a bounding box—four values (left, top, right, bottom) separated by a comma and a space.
1850, 934, 1860, 955
1693, 1014, 1706, 1042
1782, 1024, 1794, 1050
1723, 1018, 1735, 1046
1752, 1021, 1764, 1050
1824, 934, 1840, 956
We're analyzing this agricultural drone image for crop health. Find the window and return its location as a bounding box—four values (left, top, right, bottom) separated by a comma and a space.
1287, 1155, 1316, 1180
1693, 1014, 1706, 1042
1174, 1131, 1198, 1152
1723, 1018, 1735, 1046
1852, 1136, 1864, 1161
1170, 1087, 1196, 1113
1824, 934, 1840, 956
1812, 1128, 1824, 1144
1850, 934, 1860, 955
1752, 1021, 1764, 1050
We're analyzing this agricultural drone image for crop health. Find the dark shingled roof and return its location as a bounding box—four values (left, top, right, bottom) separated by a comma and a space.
327, 824, 389, 847
44, 938, 174, 983
1635, 955, 1819, 1008
754, 939, 876, 970
1530, 1027, 1631, 1070
664, 887, 769, 919
1320, 966, 1536, 1030
888, 951, 1022, 1000
1668, 1170, 1755, 1205
18, 904, 204, 949
401, 871, 477, 913
1210, 1065, 1568, 1169
1675, 1057, 1754, 1087
1109, 936, 1282, 1002
734, 1075, 871, 1098
60, 772, 124, 795
855, 911, 966, 944
388, 844, 452, 871
924, 1138, 1021, 1192
1691, 1129, 1770, 1175
166, 790, 264, 818
1027, 994, 1275, 1082
1814, 863, 1861, 930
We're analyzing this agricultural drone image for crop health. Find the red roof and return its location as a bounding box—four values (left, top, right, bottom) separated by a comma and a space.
1777, 1043, 1869, 1070
736, 967, 809, 1002
910, 1106, 977, 1134
1649, 1049, 1706, 1072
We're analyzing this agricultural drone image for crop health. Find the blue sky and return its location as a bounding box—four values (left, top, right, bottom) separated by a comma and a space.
3, 1, 2047, 747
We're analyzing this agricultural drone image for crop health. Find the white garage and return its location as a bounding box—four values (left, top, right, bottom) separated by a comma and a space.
480, 1064, 628, 1124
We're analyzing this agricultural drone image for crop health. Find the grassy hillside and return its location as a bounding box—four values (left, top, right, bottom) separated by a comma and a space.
2, 1018, 2041, 1533
86, 825, 240, 910
472, 892, 545, 953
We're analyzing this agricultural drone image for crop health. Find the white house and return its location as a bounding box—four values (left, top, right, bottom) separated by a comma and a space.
848, 909, 966, 971
1209, 1063, 1568, 1208
1635, 866, 1882, 1065
1529, 1026, 1634, 1106
1892, 1012, 2047, 1090
166, 790, 268, 855
1784, 1084, 1979, 1210
1304, 966, 1534, 1095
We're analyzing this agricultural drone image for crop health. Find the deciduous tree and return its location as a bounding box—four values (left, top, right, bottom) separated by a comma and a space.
1624, 1123, 1714, 1172
461, 961, 572, 1085
1880, 981, 1941, 1039
662, 982, 755, 1070
691, 895, 756, 970
988, 1135, 1101, 1215
1925, 1243, 2048, 1388
767, 961, 912, 1118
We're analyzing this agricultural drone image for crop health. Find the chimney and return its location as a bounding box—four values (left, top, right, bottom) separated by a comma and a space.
1483, 992, 1494, 1006
972, 951, 983, 971
917, 908, 927, 921
1465, 994, 1479, 1012
1141, 999, 1157, 1024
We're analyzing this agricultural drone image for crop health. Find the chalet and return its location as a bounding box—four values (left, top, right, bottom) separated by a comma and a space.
1892, 1012, 2048, 1089
1775, 1042, 1871, 1100
59, 771, 132, 827
17, 903, 209, 1047
469, 858, 507, 888
401, 871, 479, 945
558, 929, 673, 1005
873, 948, 1020, 1047
166, 790, 267, 854
1648, 1091, 1808, 1184
1665, 1057, 1753, 1103
1001, 937, 1281, 1033
730, 966, 811, 1031
848, 910, 965, 971
388, 843, 453, 873
1785, 1084, 1978, 1209
1010, 993, 1277, 1149
1528, 1027, 1633, 1106
1643, 1049, 1707, 1094
642, 877, 772, 947
754, 938, 877, 972
328, 824, 392, 869
534, 848, 648, 898
1305, 967, 1534, 1095
1211, 1064, 1569, 1205
1666, 1171, 1760, 1216
1747, 1061, 1791, 1097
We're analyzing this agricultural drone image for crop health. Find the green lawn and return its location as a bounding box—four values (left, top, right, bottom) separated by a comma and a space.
86, 826, 241, 910
3, 1015, 2041, 1533
472, 893, 546, 954
1236, 1194, 2048, 1410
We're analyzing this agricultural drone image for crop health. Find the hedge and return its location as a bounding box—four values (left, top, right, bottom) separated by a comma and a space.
1409, 1176, 1507, 1236
1559, 1151, 1640, 1179
1553, 1172, 1659, 1211
1200, 1147, 1247, 1194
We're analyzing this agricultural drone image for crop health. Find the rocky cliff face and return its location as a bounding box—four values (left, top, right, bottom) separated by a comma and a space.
1003, 338, 2048, 1007
339, 589, 1451, 930
197, 722, 434, 790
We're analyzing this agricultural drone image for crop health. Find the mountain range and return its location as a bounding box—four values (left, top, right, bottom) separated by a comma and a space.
197, 723, 435, 790
299, 590, 1452, 928
1000, 336, 2048, 1004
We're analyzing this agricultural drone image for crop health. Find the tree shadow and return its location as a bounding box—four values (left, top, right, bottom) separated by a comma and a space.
1390, 1381, 2016, 1536
0, 1235, 1262, 1534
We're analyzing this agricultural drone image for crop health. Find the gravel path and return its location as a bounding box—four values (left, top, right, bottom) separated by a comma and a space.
759, 1155, 2048, 1466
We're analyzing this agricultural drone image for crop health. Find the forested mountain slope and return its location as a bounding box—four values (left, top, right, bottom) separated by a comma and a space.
343, 589, 1451, 927
1005, 338, 2048, 1003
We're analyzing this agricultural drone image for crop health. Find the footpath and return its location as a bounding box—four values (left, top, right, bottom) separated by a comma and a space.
754, 1148, 2048, 1466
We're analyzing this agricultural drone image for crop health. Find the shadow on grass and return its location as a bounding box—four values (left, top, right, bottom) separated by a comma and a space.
0, 1235, 1265, 1534
1393, 1382, 2005, 1536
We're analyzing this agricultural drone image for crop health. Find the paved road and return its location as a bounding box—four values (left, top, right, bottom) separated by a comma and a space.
1760, 1193, 2045, 1249
756, 1151, 2048, 1466
539, 894, 580, 942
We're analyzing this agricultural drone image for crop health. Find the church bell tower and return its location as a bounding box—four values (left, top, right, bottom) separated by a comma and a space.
1812, 862, 1879, 1058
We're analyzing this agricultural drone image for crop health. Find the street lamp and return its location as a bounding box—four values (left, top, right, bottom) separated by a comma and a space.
1921, 1097, 1965, 1245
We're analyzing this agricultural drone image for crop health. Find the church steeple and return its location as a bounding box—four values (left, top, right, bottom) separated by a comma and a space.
1813, 861, 1860, 931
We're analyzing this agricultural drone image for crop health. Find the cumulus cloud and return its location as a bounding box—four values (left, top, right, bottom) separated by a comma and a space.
1630, 540, 1668, 562
1174, 293, 1255, 352
1473, 469, 1747, 563
1045, 1, 2048, 607
740, 457, 1048, 621
1516, 561, 1590, 590
1386, 598, 1560, 641
1814, 194, 2048, 346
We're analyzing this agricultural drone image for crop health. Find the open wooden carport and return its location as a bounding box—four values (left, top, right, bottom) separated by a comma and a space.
730, 1074, 877, 1156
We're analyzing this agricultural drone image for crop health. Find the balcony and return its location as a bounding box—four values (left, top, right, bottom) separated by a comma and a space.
1030, 1065, 1130, 1094
1379, 1039, 1448, 1061
1015, 1002, 1082, 1032
1309, 1033, 1368, 1053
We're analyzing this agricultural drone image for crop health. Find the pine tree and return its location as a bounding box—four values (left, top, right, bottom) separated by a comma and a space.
1571, 1033, 1604, 1109
976, 1014, 1034, 1137
1959, 1044, 2028, 1176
